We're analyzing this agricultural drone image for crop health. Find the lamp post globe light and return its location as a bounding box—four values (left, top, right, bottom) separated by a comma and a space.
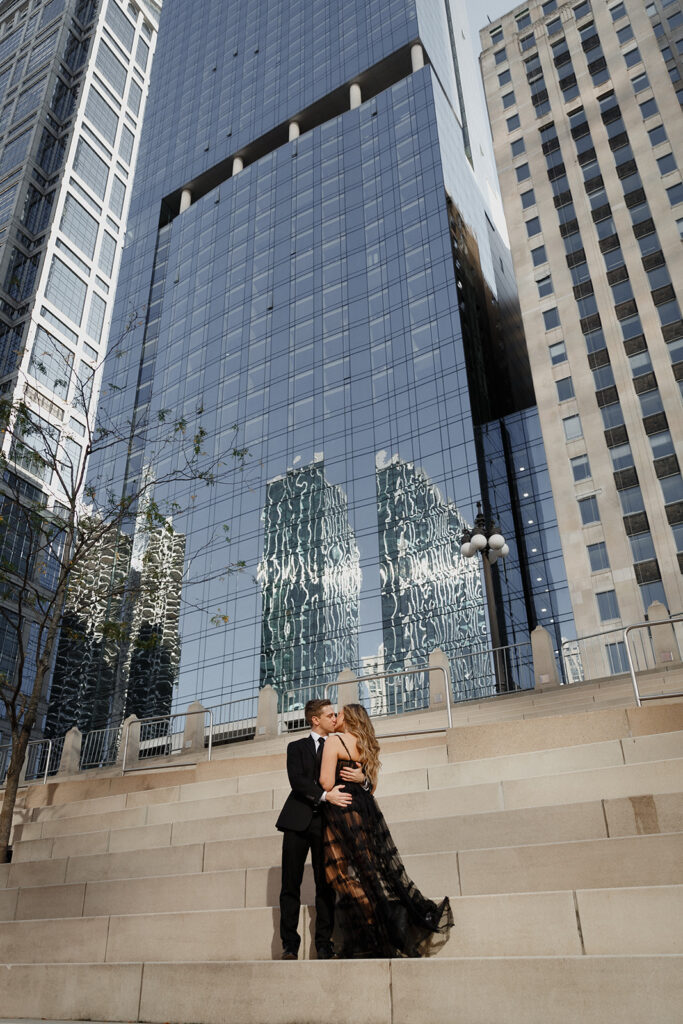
460, 502, 509, 689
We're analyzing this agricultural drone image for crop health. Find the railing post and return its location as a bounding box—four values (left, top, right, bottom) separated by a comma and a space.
182, 701, 208, 755
118, 714, 139, 773
428, 647, 449, 710
531, 625, 561, 689
647, 601, 679, 665
256, 684, 278, 740
57, 727, 82, 777
336, 667, 359, 708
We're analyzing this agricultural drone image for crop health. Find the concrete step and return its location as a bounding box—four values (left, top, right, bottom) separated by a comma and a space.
21, 729, 683, 842
11, 755, 683, 863
2, 885, 682, 961
4, 822, 681, 896
0, 956, 680, 1023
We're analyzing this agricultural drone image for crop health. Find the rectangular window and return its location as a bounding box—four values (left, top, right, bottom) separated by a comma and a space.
531, 244, 547, 266
73, 138, 109, 198
588, 542, 609, 571
625, 48, 643, 68
526, 217, 541, 237
537, 275, 553, 296
119, 125, 134, 163
571, 454, 591, 481
640, 98, 659, 119
86, 292, 106, 342
610, 2, 626, 20
127, 79, 142, 116
592, 364, 615, 390
98, 231, 116, 276
105, 0, 135, 50
616, 23, 634, 43
639, 388, 664, 416
563, 414, 582, 439
516, 163, 531, 182
511, 138, 526, 156
520, 34, 535, 51
650, 430, 675, 459
579, 495, 600, 524
619, 485, 644, 514
499, 69, 512, 86
666, 182, 683, 206
96, 39, 128, 96
45, 257, 87, 325
135, 37, 149, 69
648, 124, 668, 146
109, 176, 126, 218
606, 641, 628, 673
60, 194, 98, 258
601, 402, 625, 428
28, 326, 73, 400
597, 589, 620, 622
549, 340, 567, 364
610, 442, 634, 470
543, 307, 560, 330
507, 113, 521, 131
85, 87, 119, 146
521, 188, 536, 208
503, 91, 516, 108
629, 531, 656, 562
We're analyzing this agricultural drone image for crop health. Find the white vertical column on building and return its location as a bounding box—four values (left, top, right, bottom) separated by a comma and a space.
232, 156, 244, 174
288, 121, 300, 141
411, 42, 424, 71
179, 188, 192, 213
349, 83, 362, 109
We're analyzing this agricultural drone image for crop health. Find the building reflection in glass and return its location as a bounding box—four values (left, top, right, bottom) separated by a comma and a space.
257, 456, 361, 704
45, 524, 185, 736
375, 453, 492, 702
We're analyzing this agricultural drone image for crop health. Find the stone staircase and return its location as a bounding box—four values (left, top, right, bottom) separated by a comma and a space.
1, 685, 682, 1023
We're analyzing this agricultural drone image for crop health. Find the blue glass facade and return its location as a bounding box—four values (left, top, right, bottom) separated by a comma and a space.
78, 0, 573, 718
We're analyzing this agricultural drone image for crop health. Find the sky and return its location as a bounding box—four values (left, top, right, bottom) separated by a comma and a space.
465, 0, 518, 37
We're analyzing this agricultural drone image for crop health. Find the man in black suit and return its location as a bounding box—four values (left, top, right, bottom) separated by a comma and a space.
276, 698, 363, 960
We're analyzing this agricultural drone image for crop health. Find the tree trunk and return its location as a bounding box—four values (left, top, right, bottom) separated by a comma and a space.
0, 727, 31, 863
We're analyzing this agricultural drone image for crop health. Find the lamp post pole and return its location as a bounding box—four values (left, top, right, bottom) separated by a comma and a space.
460, 502, 510, 692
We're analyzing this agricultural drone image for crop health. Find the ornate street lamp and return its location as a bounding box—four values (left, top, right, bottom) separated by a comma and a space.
460, 502, 509, 689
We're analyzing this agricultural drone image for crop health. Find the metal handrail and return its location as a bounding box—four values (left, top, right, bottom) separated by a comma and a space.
449, 640, 534, 695
121, 708, 214, 774
624, 613, 683, 706
25, 737, 53, 785
334, 665, 453, 729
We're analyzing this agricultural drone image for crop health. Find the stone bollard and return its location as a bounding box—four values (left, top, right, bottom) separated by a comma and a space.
57, 726, 82, 777
531, 625, 561, 689
646, 600, 678, 666
256, 684, 278, 740
336, 668, 359, 708
117, 714, 139, 771
428, 647, 451, 711
182, 701, 208, 755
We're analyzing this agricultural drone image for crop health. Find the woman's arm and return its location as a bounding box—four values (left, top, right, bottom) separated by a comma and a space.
319, 735, 341, 791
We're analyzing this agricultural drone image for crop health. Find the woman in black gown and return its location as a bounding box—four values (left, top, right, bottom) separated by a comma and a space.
319, 703, 453, 959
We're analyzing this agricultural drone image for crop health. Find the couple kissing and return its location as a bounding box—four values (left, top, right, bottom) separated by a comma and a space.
276, 698, 453, 960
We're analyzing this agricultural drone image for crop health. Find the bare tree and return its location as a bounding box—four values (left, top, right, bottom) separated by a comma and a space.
0, 321, 247, 861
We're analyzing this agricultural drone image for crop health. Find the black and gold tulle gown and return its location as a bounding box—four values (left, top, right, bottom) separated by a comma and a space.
323, 741, 454, 959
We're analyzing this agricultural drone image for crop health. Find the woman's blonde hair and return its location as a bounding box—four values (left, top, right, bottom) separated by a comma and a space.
342, 703, 381, 785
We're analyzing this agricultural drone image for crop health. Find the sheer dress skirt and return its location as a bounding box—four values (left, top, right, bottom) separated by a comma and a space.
323, 761, 453, 958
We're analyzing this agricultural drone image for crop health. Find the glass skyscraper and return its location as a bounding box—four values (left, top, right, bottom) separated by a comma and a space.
0, 0, 160, 746
62, 0, 574, 723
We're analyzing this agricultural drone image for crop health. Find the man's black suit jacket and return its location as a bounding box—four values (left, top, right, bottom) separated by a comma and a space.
276, 735, 325, 833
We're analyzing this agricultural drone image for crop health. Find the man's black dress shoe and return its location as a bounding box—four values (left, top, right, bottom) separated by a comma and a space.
281, 949, 298, 960
316, 945, 339, 960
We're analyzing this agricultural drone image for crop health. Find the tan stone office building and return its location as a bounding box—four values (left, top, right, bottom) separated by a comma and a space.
480, 0, 683, 645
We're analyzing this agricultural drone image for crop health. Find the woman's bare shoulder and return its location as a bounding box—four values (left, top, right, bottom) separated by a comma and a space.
333, 732, 360, 754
